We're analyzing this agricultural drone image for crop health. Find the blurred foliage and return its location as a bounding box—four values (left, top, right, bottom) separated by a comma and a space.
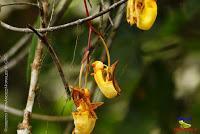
0, 0, 200, 134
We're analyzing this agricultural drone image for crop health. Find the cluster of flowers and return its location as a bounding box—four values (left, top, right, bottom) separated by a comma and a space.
71, 0, 157, 133
71, 60, 121, 134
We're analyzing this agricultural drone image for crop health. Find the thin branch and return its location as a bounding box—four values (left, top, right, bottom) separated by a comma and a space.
50, 0, 73, 25
0, 104, 72, 122
70, 25, 79, 65
27, 25, 71, 98
0, 0, 73, 73
17, 1, 49, 133
0, 46, 29, 74
101, 3, 125, 61
0, 0, 73, 62
100, 0, 114, 26
0, 2, 38, 8
0, 34, 32, 64
0, 0, 127, 33
47, 0, 55, 27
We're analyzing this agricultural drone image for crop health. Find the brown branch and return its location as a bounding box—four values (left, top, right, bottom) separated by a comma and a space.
0, 2, 38, 8
0, 0, 127, 33
17, 1, 49, 133
100, 0, 114, 26
27, 25, 71, 98
0, 46, 29, 74
101, 3, 125, 61
0, 34, 32, 64
50, 0, 73, 25
47, 0, 55, 27
0, 104, 72, 122
0, 0, 73, 73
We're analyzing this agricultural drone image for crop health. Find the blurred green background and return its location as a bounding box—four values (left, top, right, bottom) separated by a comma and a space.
0, 0, 200, 134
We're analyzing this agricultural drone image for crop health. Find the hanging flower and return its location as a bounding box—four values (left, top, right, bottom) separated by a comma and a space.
92, 61, 121, 98
72, 88, 103, 134
126, 0, 157, 30
72, 102, 96, 134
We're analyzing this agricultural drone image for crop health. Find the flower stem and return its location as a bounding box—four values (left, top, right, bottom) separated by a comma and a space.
99, 36, 111, 67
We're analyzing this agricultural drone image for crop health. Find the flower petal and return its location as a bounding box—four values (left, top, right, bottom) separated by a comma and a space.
72, 111, 96, 134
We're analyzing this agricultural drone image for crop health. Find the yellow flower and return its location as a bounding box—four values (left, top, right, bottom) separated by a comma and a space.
72, 104, 96, 134
92, 61, 121, 98
126, 0, 157, 30
72, 88, 103, 134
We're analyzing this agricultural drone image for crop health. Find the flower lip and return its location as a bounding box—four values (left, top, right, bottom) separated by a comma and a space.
92, 61, 104, 71
91, 60, 121, 98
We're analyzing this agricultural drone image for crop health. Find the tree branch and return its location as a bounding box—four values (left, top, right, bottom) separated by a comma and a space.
0, 0, 73, 72
0, 34, 32, 64
0, 46, 29, 74
27, 25, 71, 98
0, 104, 72, 122
0, 2, 38, 8
17, 1, 49, 133
50, 0, 72, 25
0, 0, 127, 33
101, 3, 125, 61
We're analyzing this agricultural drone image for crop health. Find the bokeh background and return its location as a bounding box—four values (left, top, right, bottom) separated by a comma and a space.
0, 0, 200, 133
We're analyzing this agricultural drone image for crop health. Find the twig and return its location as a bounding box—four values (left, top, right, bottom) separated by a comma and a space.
27, 25, 71, 98
0, 0, 128, 33
82, 0, 99, 88
70, 25, 79, 65
100, 0, 114, 26
0, 34, 32, 64
16, 1, 74, 130
0, 46, 29, 74
0, 2, 38, 8
17, 1, 49, 133
0, 0, 73, 75
50, 0, 72, 25
0, 104, 72, 122
101, 3, 125, 61
47, 0, 55, 27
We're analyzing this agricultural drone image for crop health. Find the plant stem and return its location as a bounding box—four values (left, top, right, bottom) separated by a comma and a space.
27, 25, 71, 98
17, 1, 48, 133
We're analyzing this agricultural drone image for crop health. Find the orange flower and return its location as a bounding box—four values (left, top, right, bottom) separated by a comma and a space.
126, 0, 157, 30
72, 88, 103, 134
92, 61, 121, 98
